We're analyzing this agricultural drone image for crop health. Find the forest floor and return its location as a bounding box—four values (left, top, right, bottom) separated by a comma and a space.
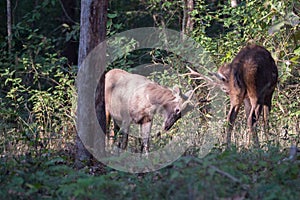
1, 145, 299, 199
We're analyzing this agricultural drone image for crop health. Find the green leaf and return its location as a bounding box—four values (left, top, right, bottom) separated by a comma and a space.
294, 47, 300, 55
107, 13, 118, 19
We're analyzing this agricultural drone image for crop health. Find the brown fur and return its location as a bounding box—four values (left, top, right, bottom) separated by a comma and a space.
215, 44, 278, 147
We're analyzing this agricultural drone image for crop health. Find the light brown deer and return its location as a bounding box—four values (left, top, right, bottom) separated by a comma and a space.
105, 69, 193, 154
214, 44, 278, 147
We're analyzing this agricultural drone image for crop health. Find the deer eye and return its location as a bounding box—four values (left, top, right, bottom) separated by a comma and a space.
175, 108, 180, 115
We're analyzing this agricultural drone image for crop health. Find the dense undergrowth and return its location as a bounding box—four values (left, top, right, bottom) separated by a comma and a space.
1, 147, 299, 199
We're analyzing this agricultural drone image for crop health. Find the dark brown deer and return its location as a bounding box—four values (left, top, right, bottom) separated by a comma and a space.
213, 44, 278, 147
105, 69, 193, 154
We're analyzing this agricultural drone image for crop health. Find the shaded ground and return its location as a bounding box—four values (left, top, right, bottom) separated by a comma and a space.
1, 146, 299, 199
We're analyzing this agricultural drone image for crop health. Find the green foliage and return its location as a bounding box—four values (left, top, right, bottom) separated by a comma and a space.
107, 11, 124, 36
1, 147, 299, 199
191, 0, 299, 64
0, 3, 76, 156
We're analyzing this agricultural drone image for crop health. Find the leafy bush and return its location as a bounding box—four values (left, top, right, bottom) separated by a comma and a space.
1, 147, 299, 199
0, 15, 76, 157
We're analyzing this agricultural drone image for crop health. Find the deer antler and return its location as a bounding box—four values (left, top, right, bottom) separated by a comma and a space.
180, 66, 226, 107
181, 66, 204, 79
181, 66, 218, 88
181, 78, 212, 110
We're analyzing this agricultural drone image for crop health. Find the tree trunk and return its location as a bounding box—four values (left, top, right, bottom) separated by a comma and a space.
182, 0, 194, 36
186, 0, 194, 34
75, 0, 108, 169
7, 0, 12, 53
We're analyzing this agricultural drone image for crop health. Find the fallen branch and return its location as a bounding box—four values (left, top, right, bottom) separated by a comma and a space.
192, 158, 250, 190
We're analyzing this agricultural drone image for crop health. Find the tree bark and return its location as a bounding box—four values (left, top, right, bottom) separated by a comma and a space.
186, 0, 194, 34
7, 0, 12, 53
75, 0, 108, 169
182, 0, 194, 36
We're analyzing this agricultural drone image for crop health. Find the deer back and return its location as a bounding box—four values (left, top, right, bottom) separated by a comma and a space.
216, 45, 278, 103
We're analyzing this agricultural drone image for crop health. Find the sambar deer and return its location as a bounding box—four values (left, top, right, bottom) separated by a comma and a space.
105, 69, 193, 154
185, 45, 279, 147
214, 44, 278, 147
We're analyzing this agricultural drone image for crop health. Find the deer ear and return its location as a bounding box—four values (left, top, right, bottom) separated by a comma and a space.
172, 85, 181, 96
182, 90, 193, 100
213, 63, 230, 82
215, 72, 228, 82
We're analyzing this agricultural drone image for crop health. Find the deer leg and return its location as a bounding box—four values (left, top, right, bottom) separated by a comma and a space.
263, 105, 270, 140
120, 130, 129, 150
118, 122, 130, 150
248, 99, 259, 147
111, 119, 120, 146
244, 98, 253, 147
140, 121, 152, 155
244, 98, 251, 119
263, 94, 273, 140
247, 106, 255, 147
226, 104, 240, 147
106, 114, 119, 147
105, 112, 112, 146
255, 104, 264, 144
254, 102, 263, 126
105, 111, 110, 130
